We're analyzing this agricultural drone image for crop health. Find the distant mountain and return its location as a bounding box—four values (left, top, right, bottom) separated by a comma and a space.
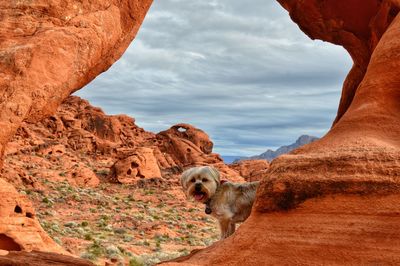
234, 135, 319, 163
222, 155, 246, 164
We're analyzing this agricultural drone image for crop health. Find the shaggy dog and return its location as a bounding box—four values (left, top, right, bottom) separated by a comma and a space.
181, 166, 259, 239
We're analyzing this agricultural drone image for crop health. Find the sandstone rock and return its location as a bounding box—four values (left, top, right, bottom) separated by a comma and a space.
0, 250, 94, 266
0, 179, 64, 253
156, 124, 221, 168
5, 96, 244, 188
70, 167, 99, 188
229, 160, 269, 182
153, 124, 244, 181
163, 194, 400, 265
0, 0, 153, 165
38, 144, 66, 157
0, 0, 152, 256
108, 147, 162, 184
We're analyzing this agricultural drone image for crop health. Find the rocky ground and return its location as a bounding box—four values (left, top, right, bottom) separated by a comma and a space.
4, 146, 219, 265
17, 174, 218, 265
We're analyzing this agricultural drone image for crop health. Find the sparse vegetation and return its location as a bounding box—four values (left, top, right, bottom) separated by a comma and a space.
20, 177, 218, 265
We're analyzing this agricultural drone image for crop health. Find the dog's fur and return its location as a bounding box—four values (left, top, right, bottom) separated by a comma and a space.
181, 166, 259, 239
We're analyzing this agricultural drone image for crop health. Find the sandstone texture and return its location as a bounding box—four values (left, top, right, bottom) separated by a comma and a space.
2, 96, 244, 187
0, 178, 64, 254
229, 160, 269, 182
164, 0, 400, 265
155, 124, 243, 181
165, 195, 400, 265
0, 0, 153, 166
108, 147, 162, 183
3, 0, 398, 264
0, 250, 94, 266
0, 0, 153, 257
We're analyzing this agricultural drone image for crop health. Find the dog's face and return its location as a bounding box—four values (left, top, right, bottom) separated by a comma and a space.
181, 166, 220, 203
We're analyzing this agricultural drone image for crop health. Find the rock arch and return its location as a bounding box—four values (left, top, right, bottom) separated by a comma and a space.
0, 0, 153, 255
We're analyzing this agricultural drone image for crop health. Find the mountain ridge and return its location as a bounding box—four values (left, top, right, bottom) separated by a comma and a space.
234, 135, 319, 163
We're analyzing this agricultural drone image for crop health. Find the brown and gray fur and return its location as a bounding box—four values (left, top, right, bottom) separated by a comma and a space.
181, 166, 259, 239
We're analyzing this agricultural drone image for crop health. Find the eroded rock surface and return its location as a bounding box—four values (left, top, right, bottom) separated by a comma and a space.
0, 179, 64, 254
0, 0, 153, 166
229, 160, 269, 182
108, 147, 162, 184
2, 96, 244, 187
0, 0, 153, 257
0, 250, 94, 266
164, 195, 400, 265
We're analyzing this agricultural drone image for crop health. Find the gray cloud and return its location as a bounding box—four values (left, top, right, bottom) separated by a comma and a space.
76, 0, 352, 156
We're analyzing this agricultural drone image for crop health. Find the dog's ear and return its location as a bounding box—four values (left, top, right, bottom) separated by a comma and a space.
180, 170, 189, 190
205, 166, 220, 185
181, 167, 194, 190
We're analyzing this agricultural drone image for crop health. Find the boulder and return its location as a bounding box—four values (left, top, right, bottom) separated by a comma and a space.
229, 160, 270, 182
108, 147, 162, 184
0, 179, 64, 253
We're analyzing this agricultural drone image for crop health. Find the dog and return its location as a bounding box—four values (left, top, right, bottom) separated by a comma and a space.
181, 166, 259, 239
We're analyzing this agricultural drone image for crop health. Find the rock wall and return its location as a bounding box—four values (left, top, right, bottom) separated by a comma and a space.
0, 0, 153, 255
3, 96, 247, 188
163, 0, 400, 265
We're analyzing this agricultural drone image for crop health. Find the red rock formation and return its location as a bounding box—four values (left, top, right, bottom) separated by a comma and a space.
4, 96, 244, 185
108, 147, 162, 184
156, 124, 218, 167
155, 124, 243, 181
0, 0, 153, 257
165, 195, 400, 265
229, 160, 269, 182
0, 179, 65, 254
163, 1, 400, 265
0, 250, 94, 265
0, 0, 153, 166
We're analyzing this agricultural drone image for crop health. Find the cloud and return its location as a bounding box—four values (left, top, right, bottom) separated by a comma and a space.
76, 0, 352, 156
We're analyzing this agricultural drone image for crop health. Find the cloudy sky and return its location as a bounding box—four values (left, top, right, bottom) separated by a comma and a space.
76, 0, 352, 157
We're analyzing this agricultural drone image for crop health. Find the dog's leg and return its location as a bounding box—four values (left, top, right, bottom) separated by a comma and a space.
219, 219, 236, 239
218, 219, 231, 239
228, 222, 236, 236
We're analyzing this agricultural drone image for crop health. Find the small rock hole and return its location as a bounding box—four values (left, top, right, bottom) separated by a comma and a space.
14, 206, 22, 214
